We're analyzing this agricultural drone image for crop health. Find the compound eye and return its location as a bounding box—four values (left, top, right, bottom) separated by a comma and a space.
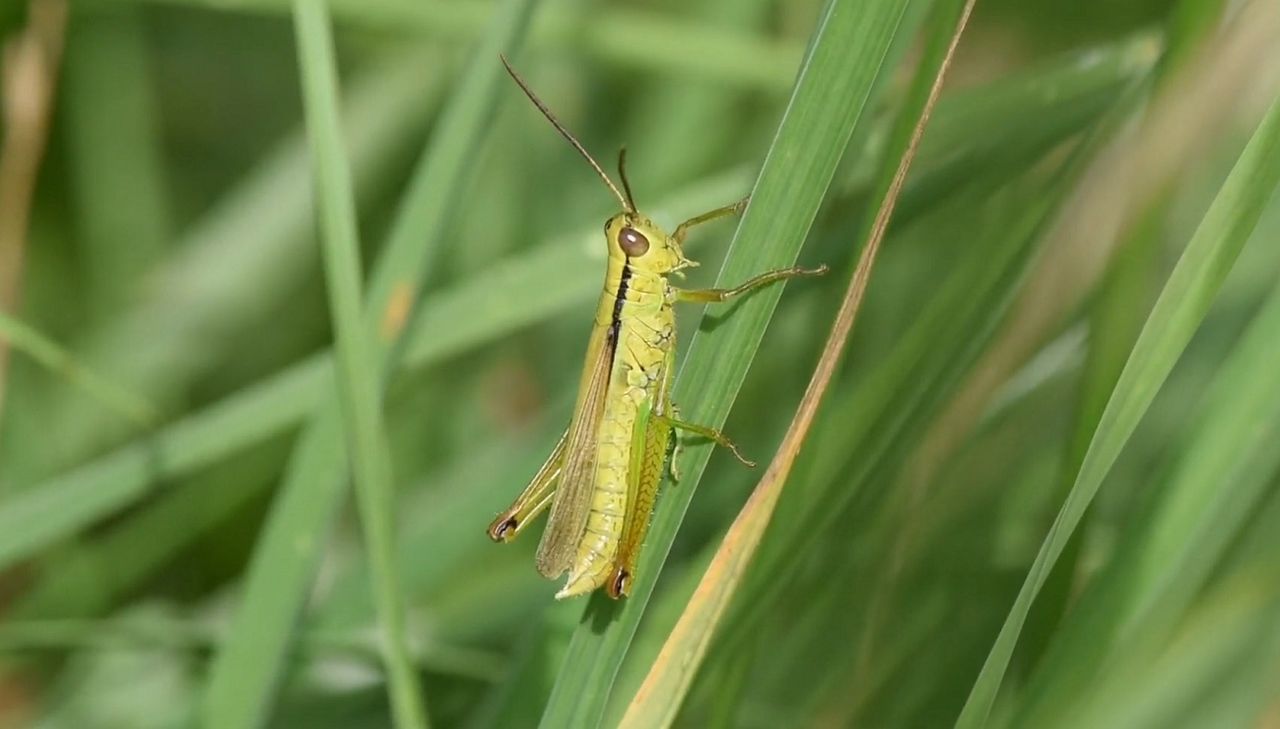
618, 226, 650, 257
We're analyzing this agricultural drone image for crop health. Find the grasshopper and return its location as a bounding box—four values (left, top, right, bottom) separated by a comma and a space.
487, 56, 825, 599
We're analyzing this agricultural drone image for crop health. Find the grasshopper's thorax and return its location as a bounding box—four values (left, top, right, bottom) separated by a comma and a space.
603, 212, 694, 277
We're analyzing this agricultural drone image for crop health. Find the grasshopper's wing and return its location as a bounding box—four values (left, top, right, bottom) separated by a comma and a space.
488, 427, 567, 543
535, 323, 615, 578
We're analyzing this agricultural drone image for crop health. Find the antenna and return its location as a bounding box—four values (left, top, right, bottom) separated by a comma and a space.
617, 147, 638, 213
500, 55, 634, 213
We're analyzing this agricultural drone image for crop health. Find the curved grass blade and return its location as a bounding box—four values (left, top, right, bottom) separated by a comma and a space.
0, 312, 155, 427
535, 1, 915, 726
954, 91, 1280, 729
617, 3, 975, 725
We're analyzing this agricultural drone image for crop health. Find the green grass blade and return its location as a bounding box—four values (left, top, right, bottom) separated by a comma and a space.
289, 2, 425, 726
1115, 281, 1280, 647
199, 0, 539, 724
62, 8, 171, 314
0, 615, 506, 682
0, 359, 327, 568
12, 446, 280, 620
955, 92, 1280, 729
199, 410, 348, 729
131, 0, 804, 91
534, 1, 914, 726
0, 311, 154, 426
1054, 575, 1280, 729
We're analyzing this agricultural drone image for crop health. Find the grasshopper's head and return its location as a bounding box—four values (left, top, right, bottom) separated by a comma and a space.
604, 212, 694, 275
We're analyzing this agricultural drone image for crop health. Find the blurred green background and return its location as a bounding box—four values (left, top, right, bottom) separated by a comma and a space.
1, 0, 1279, 726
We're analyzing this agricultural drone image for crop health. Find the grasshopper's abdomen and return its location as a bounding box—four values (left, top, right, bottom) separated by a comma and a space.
557, 272, 674, 598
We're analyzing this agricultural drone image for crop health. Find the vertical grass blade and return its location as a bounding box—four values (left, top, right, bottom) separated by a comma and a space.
200, 0, 539, 725
955, 92, 1280, 729
289, 2, 425, 727
535, 1, 914, 726
616, 3, 975, 725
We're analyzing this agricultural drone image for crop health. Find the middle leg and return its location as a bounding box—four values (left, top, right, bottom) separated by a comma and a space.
675, 265, 828, 304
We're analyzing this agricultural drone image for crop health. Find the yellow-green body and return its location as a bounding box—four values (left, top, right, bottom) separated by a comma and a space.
487, 56, 823, 600
489, 213, 689, 599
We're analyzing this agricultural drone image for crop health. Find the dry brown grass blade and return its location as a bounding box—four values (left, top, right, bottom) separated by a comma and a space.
617, 3, 976, 726
0, 0, 67, 422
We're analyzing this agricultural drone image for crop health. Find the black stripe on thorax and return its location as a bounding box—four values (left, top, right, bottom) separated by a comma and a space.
608, 261, 633, 345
